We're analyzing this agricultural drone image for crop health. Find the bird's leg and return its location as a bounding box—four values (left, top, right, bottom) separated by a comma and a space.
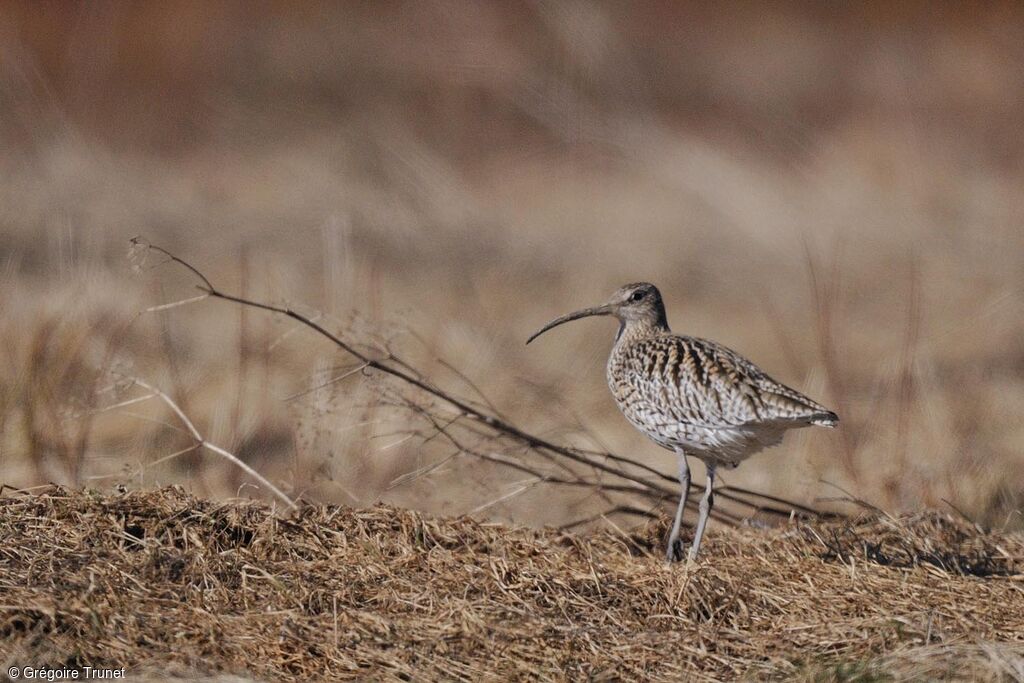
665, 449, 690, 563
687, 462, 716, 562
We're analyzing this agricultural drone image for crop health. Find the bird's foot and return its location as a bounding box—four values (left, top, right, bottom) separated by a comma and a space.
665, 538, 687, 564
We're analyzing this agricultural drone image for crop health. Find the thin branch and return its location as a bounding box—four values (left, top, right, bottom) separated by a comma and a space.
437, 358, 508, 422
132, 237, 215, 292
469, 479, 543, 515
816, 479, 889, 519
130, 376, 298, 511
145, 294, 209, 313
64, 393, 158, 421
558, 504, 663, 531
386, 448, 462, 490
282, 362, 370, 402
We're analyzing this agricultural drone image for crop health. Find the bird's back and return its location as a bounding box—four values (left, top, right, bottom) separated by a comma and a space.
607, 332, 837, 465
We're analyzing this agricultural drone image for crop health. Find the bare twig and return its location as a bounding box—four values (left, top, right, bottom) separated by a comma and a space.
817, 479, 889, 519
282, 362, 370, 402
129, 377, 298, 511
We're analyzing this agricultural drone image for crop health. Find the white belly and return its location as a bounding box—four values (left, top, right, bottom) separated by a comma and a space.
620, 405, 791, 467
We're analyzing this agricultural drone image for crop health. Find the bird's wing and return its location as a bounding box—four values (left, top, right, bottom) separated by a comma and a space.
619, 335, 835, 429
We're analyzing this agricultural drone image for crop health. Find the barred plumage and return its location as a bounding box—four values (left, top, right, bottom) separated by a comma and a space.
527, 282, 838, 562
609, 333, 837, 465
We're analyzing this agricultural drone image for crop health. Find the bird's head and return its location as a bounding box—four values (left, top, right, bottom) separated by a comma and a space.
526, 282, 668, 344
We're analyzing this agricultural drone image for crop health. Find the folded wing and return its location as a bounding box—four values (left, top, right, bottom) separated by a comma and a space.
619, 335, 838, 430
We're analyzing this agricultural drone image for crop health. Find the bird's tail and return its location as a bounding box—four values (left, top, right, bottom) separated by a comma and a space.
810, 411, 840, 428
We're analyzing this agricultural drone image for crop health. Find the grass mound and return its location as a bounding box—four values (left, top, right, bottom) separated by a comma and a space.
1, 486, 1021, 681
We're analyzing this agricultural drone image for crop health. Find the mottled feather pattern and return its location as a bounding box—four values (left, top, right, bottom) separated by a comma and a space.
608, 331, 837, 467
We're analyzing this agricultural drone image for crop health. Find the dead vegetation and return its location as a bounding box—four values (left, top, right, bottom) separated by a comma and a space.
1, 486, 1021, 681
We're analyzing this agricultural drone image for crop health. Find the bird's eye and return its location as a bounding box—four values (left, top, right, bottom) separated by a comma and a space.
629, 290, 645, 302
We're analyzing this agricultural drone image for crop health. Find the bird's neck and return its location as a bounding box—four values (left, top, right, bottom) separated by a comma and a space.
615, 317, 669, 347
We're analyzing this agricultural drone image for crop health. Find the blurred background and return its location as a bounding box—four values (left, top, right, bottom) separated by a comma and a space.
1, 2, 1022, 528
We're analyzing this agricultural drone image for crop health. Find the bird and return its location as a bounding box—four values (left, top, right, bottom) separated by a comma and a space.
526, 282, 838, 562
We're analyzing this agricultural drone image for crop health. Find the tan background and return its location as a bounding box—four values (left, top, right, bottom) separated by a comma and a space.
1, 2, 1022, 528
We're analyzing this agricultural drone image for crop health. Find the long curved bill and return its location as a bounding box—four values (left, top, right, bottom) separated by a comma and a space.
526, 304, 613, 344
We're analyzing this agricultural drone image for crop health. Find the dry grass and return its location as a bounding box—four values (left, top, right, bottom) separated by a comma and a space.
1, 486, 1022, 681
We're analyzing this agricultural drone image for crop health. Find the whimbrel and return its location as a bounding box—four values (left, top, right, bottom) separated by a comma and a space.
527, 282, 838, 562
